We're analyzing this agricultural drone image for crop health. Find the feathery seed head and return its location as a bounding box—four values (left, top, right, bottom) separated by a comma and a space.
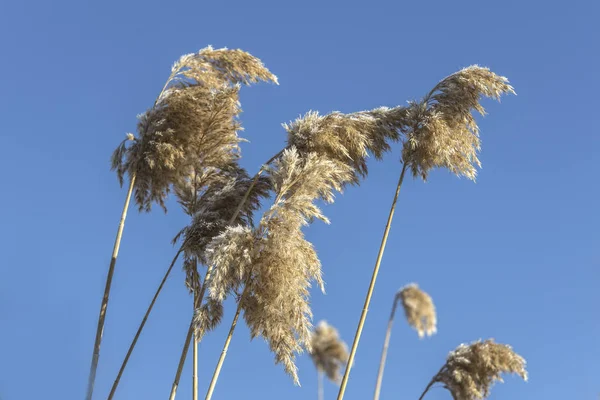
400, 66, 514, 181
433, 339, 527, 400
284, 108, 400, 184
398, 283, 437, 338
111, 48, 276, 212
309, 321, 349, 383
206, 148, 351, 385
174, 168, 271, 267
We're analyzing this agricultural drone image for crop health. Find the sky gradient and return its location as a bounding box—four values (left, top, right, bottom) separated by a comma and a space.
0, 0, 598, 399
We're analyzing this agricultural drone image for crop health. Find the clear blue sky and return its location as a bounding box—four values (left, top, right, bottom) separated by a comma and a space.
0, 0, 598, 399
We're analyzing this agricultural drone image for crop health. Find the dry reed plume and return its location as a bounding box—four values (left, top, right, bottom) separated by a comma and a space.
111, 46, 277, 212
310, 321, 350, 383
400, 65, 515, 181
419, 339, 527, 400
398, 283, 437, 338
174, 168, 271, 337
337, 66, 514, 400
284, 108, 402, 183
102, 46, 276, 400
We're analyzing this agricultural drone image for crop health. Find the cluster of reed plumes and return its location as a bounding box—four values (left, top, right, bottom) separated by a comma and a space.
88, 44, 529, 400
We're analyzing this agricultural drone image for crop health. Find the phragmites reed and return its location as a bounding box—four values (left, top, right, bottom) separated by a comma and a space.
103, 47, 276, 400
310, 321, 350, 383
284, 107, 402, 183
111, 46, 277, 212
419, 339, 527, 400
398, 283, 437, 338
337, 66, 514, 400
205, 148, 353, 385
400, 65, 515, 181
174, 168, 271, 336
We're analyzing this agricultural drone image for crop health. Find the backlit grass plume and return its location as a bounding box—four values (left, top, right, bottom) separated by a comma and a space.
310, 321, 349, 383
373, 284, 437, 400
100, 47, 276, 400
418, 339, 527, 400
111, 46, 277, 212
337, 66, 514, 400
310, 321, 349, 400
401, 66, 515, 181
284, 107, 402, 183
203, 148, 353, 394
398, 283, 437, 338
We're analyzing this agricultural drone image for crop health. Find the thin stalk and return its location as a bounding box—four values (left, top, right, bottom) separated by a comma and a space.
86, 174, 136, 400
336, 163, 408, 400
417, 367, 444, 400
167, 149, 283, 400
192, 292, 199, 400
204, 285, 246, 400
373, 293, 401, 400
417, 379, 436, 400
107, 245, 186, 400
318, 370, 324, 400
88, 67, 179, 400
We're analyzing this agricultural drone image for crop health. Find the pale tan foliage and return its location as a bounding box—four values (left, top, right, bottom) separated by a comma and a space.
309, 321, 349, 383
206, 148, 353, 384
429, 339, 527, 400
284, 107, 402, 183
111, 46, 276, 211
172, 168, 270, 337
398, 283, 437, 338
397, 66, 515, 181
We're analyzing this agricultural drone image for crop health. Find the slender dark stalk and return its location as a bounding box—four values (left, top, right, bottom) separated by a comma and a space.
168, 150, 284, 400
107, 245, 186, 400
337, 163, 408, 400
373, 292, 401, 400
417, 367, 444, 400
86, 175, 136, 400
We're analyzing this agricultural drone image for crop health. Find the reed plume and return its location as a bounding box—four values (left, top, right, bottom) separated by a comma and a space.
337, 66, 514, 400
398, 283, 437, 338
310, 321, 349, 400
418, 339, 527, 400
284, 107, 401, 183
373, 284, 436, 400
103, 46, 276, 400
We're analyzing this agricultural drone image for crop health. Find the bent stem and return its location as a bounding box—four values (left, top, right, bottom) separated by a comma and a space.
373, 292, 401, 400
86, 174, 136, 400
167, 150, 284, 400
336, 163, 408, 400
417, 367, 444, 400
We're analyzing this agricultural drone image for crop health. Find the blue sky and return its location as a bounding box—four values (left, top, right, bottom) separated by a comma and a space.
0, 0, 598, 399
